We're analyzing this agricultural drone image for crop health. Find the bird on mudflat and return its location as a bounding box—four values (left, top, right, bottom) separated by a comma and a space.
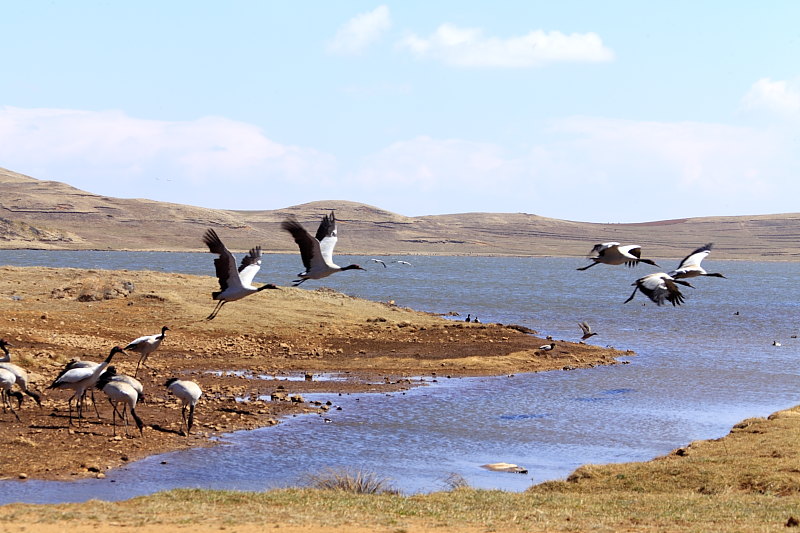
667, 243, 726, 280
578, 322, 598, 341
202, 228, 279, 320
0, 339, 41, 408
96, 370, 144, 436
165, 378, 202, 435
281, 211, 365, 286
99, 366, 144, 404
47, 346, 126, 426
125, 326, 169, 377
0, 368, 22, 421
577, 243, 659, 271
624, 273, 693, 307
539, 342, 556, 351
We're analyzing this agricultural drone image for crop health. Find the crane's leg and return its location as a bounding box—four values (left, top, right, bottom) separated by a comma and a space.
576, 261, 598, 271
623, 285, 639, 304
206, 300, 226, 320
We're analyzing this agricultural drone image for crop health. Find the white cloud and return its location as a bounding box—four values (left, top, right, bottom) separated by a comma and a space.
345, 117, 797, 220
0, 106, 335, 208
741, 77, 800, 116
327, 5, 391, 55
397, 24, 614, 68
0, 106, 796, 221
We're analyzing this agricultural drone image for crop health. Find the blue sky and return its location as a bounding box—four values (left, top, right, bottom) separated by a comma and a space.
1, 2, 798, 222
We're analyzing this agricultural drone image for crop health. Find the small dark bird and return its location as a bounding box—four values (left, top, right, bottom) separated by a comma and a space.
578, 321, 598, 341
465, 314, 471, 322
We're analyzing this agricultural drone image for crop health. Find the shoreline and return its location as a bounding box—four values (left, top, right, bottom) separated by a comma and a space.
0, 265, 626, 482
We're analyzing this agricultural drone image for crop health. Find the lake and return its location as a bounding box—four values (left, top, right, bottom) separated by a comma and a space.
0, 250, 798, 502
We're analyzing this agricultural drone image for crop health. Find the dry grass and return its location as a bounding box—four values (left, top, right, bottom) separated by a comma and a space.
304, 468, 399, 495
3, 407, 800, 531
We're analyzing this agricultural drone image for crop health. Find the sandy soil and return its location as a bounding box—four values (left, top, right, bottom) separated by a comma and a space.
0, 266, 627, 481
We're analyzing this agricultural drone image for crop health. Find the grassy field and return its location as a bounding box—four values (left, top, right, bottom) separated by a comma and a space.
2, 406, 799, 532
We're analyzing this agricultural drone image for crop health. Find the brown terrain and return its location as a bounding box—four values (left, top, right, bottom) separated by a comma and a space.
0, 266, 625, 481
1, 166, 800, 259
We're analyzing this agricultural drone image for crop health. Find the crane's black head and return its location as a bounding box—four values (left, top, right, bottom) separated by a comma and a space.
161, 326, 171, 333
164, 377, 179, 388
708, 272, 727, 278
0, 339, 11, 352
342, 264, 366, 271
640, 259, 660, 267
256, 283, 280, 291
105, 346, 126, 362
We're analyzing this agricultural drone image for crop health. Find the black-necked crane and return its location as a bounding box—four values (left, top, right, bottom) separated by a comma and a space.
124, 326, 169, 377
578, 322, 598, 341
0, 339, 41, 408
667, 243, 726, 280
281, 211, 365, 286
577, 242, 659, 271
0, 367, 22, 421
465, 314, 471, 322
47, 346, 125, 426
96, 370, 143, 436
99, 366, 144, 404
370, 259, 387, 268
202, 229, 279, 320
624, 273, 693, 306
394, 260, 412, 266
165, 378, 202, 435
539, 342, 556, 351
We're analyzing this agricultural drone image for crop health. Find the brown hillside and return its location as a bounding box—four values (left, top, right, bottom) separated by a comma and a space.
1, 167, 799, 259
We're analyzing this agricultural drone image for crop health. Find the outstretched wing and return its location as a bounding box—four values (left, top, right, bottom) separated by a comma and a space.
238, 246, 262, 286
282, 217, 321, 270
202, 229, 242, 292
315, 211, 338, 264
637, 274, 685, 306
677, 243, 712, 270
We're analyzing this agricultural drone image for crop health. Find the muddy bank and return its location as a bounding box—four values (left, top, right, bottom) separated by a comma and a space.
0, 266, 627, 480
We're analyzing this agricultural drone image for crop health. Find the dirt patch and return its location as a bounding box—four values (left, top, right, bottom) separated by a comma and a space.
0, 266, 628, 481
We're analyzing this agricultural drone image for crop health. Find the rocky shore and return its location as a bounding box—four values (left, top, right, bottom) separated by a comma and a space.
0, 266, 626, 480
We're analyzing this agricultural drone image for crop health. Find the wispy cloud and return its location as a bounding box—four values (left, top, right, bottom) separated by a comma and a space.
0, 106, 335, 208
741, 77, 800, 116
397, 24, 614, 68
327, 5, 391, 55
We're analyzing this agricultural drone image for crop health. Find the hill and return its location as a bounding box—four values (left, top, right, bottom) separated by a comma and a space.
1, 167, 799, 259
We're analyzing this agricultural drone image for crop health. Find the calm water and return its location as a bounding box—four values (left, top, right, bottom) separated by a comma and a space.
0, 251, 798, 502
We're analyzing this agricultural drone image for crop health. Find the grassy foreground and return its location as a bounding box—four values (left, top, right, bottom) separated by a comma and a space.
2, 407, 800, 532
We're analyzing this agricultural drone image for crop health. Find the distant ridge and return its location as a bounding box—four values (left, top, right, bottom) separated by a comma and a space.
1, 167, 799, 259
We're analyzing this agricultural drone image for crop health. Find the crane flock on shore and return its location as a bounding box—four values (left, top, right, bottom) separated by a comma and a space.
0, 210, 727, 440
